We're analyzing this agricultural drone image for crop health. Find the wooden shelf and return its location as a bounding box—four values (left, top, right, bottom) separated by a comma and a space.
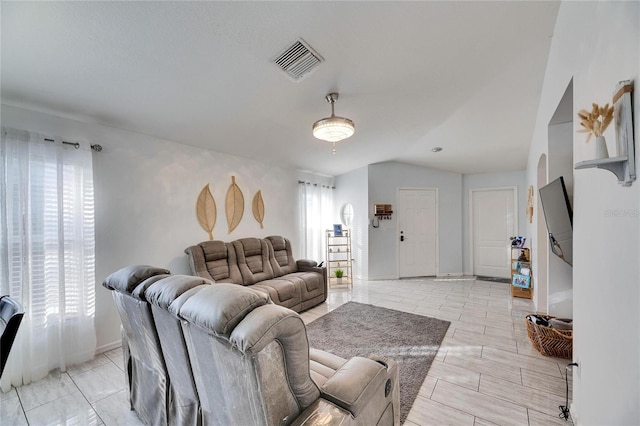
326, 229, 353, 288
575, 156, 635, 186
574, 81, 636, 187
510, 247, 532, 299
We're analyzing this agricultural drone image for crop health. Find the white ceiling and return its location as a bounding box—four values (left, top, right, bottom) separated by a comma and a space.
1, 1, 559, 177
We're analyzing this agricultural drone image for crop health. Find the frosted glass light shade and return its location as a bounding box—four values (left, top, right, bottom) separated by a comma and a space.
312, 116, 355, 142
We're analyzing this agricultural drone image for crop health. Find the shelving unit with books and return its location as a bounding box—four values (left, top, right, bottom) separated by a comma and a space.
326, 228, 352, 287
511, 247, 532, 299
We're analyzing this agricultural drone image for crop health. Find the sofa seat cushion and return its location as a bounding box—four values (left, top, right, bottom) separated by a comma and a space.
282, 272, 324, 300
252, 278, 302, 310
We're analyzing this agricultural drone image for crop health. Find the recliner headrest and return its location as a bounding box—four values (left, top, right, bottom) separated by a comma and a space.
199, 240, 228, 261
178, 284, 269, 338
236, 238, 263, 257
103, 265, 170, 294
145, 275, 213, 309
267, 236, 287, 251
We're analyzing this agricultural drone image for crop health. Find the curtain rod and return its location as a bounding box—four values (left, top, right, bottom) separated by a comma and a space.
297, 180, 335, 189
44, 138, 103, 152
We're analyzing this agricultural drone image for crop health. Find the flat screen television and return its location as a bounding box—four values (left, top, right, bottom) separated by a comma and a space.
539, 177, 573, 266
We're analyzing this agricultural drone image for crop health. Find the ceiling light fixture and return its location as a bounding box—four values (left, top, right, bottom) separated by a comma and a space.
312, 93, 355, 154
432, 147, 443, 153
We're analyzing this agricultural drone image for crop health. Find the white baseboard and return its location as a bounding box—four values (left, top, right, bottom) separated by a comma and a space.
367, 275, 399, 280
436, 272, 464, 278
96, 340, 122, 354
570, 403, 578, 424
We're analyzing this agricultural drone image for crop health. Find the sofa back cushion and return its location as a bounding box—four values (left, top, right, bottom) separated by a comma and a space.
177, 284, 319, 425
145, 275, 211, 425
178, 284, 270, 338
103, 265, 170, 294
197, 240, 242, 283
266, 236, 297, 277
232, 238, 274, 285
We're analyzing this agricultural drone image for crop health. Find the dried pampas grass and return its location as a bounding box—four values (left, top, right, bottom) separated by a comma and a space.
577, 102, 614, 142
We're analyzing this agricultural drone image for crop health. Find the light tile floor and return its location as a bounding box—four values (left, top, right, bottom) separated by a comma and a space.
0, 277, 573, 425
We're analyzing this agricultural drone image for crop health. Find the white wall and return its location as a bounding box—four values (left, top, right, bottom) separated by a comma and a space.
2, 104, 301, 351
334, 166, 369, 279
461, 171, 527, 275
547, 121, 573, 318
526, 2, 639, 424
367, 161, 462, 278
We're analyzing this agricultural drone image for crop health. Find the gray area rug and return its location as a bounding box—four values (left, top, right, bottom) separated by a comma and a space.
306, 302, 450, 424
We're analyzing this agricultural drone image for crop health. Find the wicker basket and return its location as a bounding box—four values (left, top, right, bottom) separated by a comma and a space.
525, 314, 573, 359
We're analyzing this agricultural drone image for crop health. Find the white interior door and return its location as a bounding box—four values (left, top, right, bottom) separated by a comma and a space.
472, 188, 516, 278
398, 189, 437, 277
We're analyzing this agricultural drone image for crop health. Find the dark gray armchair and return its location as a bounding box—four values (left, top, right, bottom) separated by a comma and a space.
0, 295, 24, 377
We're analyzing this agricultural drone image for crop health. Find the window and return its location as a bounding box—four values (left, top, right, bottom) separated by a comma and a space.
298, 181, 333, 262
1, 127, 96, 390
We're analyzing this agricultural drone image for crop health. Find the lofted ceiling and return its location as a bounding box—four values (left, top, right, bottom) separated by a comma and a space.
1, 1, 559, 177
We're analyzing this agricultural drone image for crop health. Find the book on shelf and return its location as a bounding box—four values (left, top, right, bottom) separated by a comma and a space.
512, 274, 531, 288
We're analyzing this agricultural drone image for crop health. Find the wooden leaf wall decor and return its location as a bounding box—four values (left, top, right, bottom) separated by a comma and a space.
196, 184, 216, 240
252, 190, 265, 229
226, 176, 244, 233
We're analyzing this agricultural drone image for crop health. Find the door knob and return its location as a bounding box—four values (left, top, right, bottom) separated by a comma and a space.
400, 235, 404, 242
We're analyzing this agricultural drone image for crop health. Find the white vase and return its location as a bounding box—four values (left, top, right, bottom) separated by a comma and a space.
595, 136, 609, 160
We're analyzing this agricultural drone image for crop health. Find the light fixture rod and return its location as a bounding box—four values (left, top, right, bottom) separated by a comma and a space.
312, 92, 355, 149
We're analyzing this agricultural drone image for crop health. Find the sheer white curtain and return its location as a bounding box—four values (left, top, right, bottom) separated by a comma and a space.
1, 127, 97, 391
298, 181, 334, 262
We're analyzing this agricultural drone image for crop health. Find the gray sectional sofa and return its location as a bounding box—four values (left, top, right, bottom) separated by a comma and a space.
184, 235, 327, 312
103, 265, 400, 426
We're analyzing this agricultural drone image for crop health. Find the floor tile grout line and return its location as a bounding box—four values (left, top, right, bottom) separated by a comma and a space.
430, 378, 513, 422
425, 379, 477, 418
67, 363, 108, 425
14, 386, 29, 426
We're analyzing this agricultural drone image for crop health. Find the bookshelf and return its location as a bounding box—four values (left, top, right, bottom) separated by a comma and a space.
326, 229, 353, 287
511, 247, 532, 299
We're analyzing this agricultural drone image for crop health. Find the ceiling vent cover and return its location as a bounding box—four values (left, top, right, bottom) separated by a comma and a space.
272, 38, 323, 81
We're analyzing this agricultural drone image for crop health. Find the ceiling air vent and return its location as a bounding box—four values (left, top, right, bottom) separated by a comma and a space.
272, 38, 323, 82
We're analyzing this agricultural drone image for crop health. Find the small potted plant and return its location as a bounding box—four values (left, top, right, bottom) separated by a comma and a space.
334, 269, 344, 282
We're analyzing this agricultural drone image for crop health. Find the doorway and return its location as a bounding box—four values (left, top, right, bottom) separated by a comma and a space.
471, 188, 517, 278
397, 188, 438, 277
546, 79, 573, 318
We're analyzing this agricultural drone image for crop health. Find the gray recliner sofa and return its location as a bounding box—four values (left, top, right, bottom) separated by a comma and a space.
102, 265, 180, 425
185, 235, 327, 312
104, 265, 400, 426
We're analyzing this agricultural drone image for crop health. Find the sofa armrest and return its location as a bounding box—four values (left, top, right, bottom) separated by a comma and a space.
319, 356, 392, 419
297, 261, 327, 289
296, 259, 318, 268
